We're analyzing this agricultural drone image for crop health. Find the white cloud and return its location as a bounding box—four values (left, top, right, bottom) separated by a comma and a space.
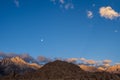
99, 6, 120, 20
65, 58, 96, 64
65, 3, 74, 10
80, 58, 86, 61
115, 63, 120, 65
37, 56, 52, 64
103, 60, 112, 64
86, 60, 96, 65
87, 11, 93, 19
103, 63, 111, 67
66, 58, 78, 63
14, 0, 19, 7
92, 4, 95, 7
51, 0, 74, 10
80, 58, 96, 65
80, 58, 113, 66
51, 0, 56, 4
60, 0, 64, 4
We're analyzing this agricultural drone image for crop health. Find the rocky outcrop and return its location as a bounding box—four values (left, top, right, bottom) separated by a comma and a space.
0, 57, 41, 76
0, 60, 120, 80
13, 60, 120, 80
106, 64, 120, 73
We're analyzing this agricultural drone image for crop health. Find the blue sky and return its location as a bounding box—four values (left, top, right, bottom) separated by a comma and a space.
0, 0, 120, 64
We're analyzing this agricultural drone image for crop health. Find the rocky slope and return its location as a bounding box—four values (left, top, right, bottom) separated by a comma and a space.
0, 59, 120, 80
0, 57, 41, 76
4, 60, 119, 80
1, 56, 40, 69
106, 64, 120, 73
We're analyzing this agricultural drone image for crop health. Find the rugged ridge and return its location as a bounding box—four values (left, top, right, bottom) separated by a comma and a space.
0, 60, 120, 80
13, 60, 120, 80
0, 57, 41, 76
35, 60, 85, 79
1, 57, 41, 69
106, 64, 120, 73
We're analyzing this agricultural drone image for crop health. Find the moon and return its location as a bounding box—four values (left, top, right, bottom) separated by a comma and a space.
114, 30, 118, 33
40, 38, 44, 42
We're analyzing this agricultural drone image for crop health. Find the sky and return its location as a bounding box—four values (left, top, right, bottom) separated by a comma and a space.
0, 0, 120, 64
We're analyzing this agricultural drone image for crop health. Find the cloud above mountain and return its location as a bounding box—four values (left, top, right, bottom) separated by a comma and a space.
60, 0, 64, 4
51, 0, 74, 10
80, 58, 96, 65
103, 60, 112, 64
14, 0, 20, 7
65, 58, 78, 63
99, 6, 120, 20
0, 52, 114, 67
102, 60, 112, 67
37, 56, 52, 64
87, 11, 93, 19
68, 58, 112, 67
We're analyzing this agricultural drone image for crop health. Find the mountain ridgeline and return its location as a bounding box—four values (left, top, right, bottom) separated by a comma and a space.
0, 57, 41, 76
0, 57, 120, 80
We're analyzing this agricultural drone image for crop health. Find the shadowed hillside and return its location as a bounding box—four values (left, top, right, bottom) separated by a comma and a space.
0, 60, 120, 80
0, 57, 41, 76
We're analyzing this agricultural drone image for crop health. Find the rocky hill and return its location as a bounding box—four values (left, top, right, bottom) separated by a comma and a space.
106, 64, 120, 73
2, 60, 119, 80
0, 59, 120, 80
0, 57, 41, 76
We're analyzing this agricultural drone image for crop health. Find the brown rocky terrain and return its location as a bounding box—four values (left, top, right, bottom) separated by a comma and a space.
106, 64, 120, 73
0, 60, 120, 80
0, 57, 41, 76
